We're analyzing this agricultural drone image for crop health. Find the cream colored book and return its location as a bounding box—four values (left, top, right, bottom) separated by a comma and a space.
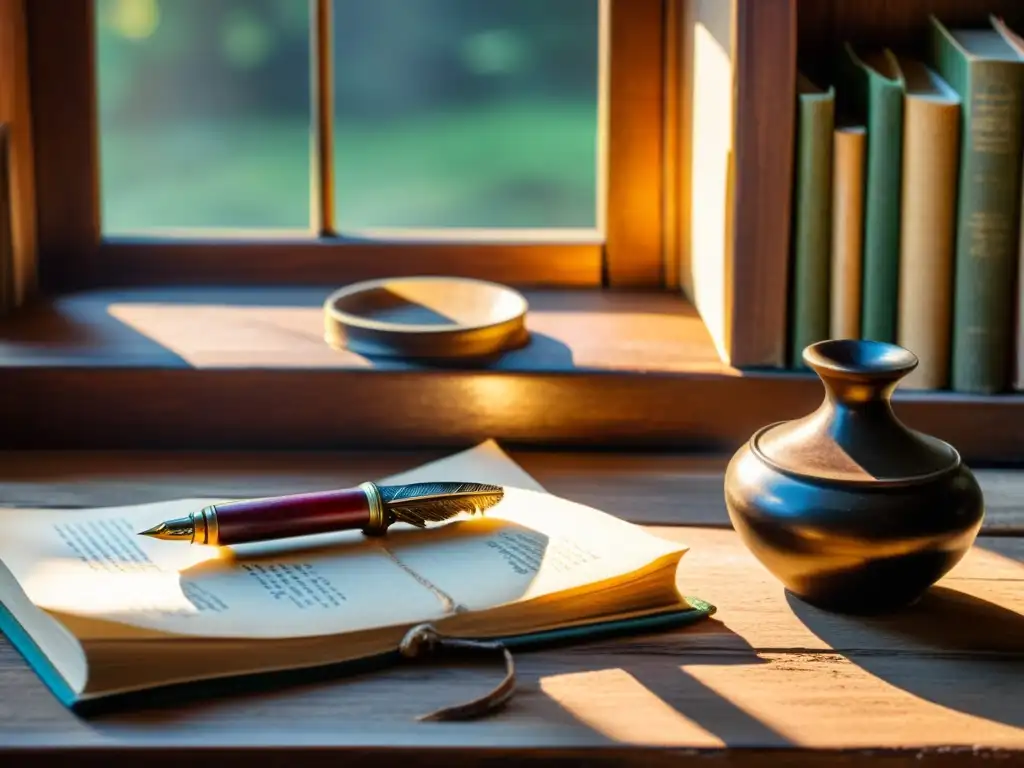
895, 54, 960, 390
0, 442, 710, 710
830, 122, 866, 340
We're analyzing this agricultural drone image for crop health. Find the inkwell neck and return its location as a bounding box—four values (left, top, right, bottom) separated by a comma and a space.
754, 340, 958, 484
803, 339, 916, 413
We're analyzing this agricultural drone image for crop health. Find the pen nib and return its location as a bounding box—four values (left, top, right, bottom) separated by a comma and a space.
138, 515, 195, 541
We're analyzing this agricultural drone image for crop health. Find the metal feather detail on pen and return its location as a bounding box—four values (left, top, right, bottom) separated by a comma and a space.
137, 481, 506, 545
380, 482, 504, 528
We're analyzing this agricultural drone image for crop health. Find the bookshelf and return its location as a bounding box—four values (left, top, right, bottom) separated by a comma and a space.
711, 0, 1024, 390
796, 0, 1024, 82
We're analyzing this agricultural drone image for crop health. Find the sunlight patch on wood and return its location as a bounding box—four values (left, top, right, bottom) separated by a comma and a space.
539, 667, 724, 746
682, 654, 1024, 748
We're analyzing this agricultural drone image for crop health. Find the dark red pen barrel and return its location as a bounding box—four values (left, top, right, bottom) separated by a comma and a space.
212, 487, 371, 545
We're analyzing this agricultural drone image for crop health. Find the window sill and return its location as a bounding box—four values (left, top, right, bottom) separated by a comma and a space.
1, 287, 1022, 463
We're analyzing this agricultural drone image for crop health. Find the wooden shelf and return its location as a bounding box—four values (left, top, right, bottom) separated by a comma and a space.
1, 287, 1023, 463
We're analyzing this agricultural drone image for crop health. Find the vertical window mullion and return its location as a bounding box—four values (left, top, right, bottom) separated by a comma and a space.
313, 0, 335, 237
604, 0, 665, 288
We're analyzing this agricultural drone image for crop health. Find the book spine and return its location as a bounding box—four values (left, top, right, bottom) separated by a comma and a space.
1017, 147, 1024, 389
951, 62, 1024, 393
830, 127, 865, 340
897, 97, 960, 390
994, 18, 1024, 391
860, 75, 904, 343
790, 91, 835, 365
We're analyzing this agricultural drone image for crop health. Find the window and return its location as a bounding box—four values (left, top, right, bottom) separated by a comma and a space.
28, 0, 667, 291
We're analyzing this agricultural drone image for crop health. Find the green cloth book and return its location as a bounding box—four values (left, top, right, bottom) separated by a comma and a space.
839, 44, 906, 343
929, 16, 1024, 394
0, 442, 714, 712
790, 73, 835, 366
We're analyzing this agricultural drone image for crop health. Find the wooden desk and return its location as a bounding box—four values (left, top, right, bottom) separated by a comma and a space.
0, 450, 1021, 766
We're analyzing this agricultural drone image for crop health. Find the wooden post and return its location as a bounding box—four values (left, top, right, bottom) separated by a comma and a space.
0, 0, 38, 307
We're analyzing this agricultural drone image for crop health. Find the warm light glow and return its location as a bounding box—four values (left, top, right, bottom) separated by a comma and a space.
106, 303, 372, 369
689, 18, 734, 363
338, 227, 601, 244
540, 668, 724, 746
681, 658, 1024, 747
21, 545, 221, 617
108, 0, 160, 40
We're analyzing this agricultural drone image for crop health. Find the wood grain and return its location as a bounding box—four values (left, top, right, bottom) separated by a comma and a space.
312, 0, 334, 237
0, 0, 37, 306
0, 288, 722, 371
729, 0, 798, 369
0, 524, 1019, 760
89, 239, 603, 288
0, 450, 1020, 535
605, 0, 665, 288
3, 287, 1024, 461
0, 454, 1019, 762
0, 125, 10, 313
662, 0, 684, 292
2, 343, 1024, 462
25, 0, 99, 292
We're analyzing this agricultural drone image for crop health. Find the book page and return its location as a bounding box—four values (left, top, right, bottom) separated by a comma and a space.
0, 499, 449, 639
376, 439, 547, 492
378, 442, 686, 613
382, 487, 687, 614
0, 441, 545, 640
0, 441, 682, 641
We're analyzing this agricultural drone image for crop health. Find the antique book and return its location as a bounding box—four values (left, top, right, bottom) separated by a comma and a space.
683, 0, 793, 369
839, 44, 905, 343
0, 441, 712, 711
830, 121, 866, 341
789, 73, 835, 366
895, 55, 961, 391
992, 15, 1024, 391
929, 16, 1024, 394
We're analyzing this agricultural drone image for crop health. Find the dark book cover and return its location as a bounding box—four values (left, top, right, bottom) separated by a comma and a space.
929, 16, 1024, 394
789, 74, 835, 366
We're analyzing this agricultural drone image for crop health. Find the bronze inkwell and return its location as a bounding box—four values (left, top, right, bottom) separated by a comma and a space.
724, 339, 984, 614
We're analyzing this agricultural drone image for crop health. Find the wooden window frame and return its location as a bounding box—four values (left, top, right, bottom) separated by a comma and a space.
6, 0, 1024, 463
26, 0, 667, 292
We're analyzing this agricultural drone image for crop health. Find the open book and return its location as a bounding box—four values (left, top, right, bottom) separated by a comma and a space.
0, 442, 712, 708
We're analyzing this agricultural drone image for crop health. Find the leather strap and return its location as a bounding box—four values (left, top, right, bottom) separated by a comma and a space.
399, 623, 516, 722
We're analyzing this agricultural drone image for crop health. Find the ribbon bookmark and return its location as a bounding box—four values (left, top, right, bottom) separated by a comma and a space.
398, 624, 517, 721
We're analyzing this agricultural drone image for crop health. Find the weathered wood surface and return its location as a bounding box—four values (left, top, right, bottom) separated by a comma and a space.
0, 527, 1019, 756
3, 288, 1024, 465
0, 453, 1020, 765
0, 450, 1021, 533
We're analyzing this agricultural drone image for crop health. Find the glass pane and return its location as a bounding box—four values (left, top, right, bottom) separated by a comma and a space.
332, 0, 600, 231
96, 0, 311, 233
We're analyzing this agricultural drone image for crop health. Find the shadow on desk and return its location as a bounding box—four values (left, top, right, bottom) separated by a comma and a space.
82, 617, 787, 748
788, 587, 1024, 730
528, 618, 788, 748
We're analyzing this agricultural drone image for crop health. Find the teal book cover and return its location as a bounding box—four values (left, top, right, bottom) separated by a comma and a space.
0, 443, 718, 715
838, 44, 906, 344
0, 598, 716, 714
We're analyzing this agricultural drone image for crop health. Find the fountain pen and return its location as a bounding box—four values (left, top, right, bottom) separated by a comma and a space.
138, 481, 504, 547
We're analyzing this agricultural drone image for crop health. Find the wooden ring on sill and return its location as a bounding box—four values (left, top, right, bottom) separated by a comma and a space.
323, 276, 530, 360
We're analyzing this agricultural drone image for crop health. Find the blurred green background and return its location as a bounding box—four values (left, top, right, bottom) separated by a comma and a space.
96, 0, 599, 234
